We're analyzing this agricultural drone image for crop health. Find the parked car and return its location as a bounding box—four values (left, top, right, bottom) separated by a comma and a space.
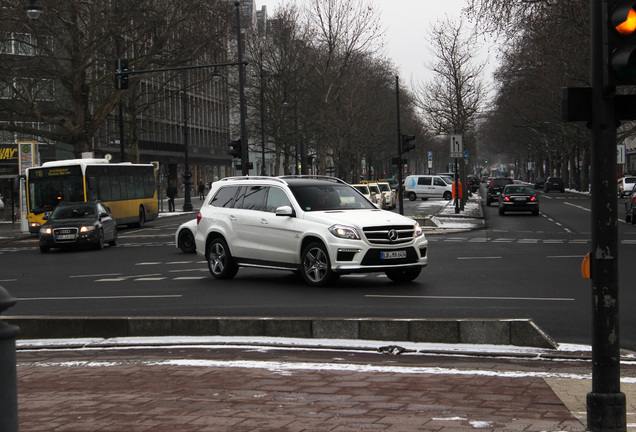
544, 177, 565, 193
175, 218, 197, 253
618, 176, 636, 198
352, 183, 377, 205
195, 176, 428, 286
39, 201, 117, 253
366, 182, 385, 208
467, 175, 480, 192
404, 175, 453, 201
377, 180, 396, 209
486, 177, 514, 206
534, 178, 546, 190
498, 184, 539, 216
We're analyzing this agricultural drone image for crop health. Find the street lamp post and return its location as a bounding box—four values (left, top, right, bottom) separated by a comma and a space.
182, 78, 193, 212
235, 1, 249, 176
259, 48, 267, 176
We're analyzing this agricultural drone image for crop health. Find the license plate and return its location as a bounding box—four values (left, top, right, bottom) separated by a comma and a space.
381, 250, 407, 259
56, 234, 75, 240
514, 197, 526, 201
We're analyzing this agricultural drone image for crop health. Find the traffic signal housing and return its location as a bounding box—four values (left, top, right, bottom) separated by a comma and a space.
401, 134, 415, 153
607, 1, 636, 85
115, 59, 129, 90
228, 139, 242, 159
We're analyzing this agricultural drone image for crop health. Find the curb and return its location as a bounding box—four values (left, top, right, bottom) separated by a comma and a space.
5, 316, 558, 349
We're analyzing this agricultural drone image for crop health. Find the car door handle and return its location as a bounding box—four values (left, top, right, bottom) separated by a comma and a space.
260, 218, 269, 224
229, 215, 237, 221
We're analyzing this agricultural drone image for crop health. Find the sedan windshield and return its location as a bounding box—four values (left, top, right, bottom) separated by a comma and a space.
51, 204, 96, 220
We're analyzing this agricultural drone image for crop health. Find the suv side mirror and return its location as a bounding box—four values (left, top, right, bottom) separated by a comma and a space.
276, 206, 293, 217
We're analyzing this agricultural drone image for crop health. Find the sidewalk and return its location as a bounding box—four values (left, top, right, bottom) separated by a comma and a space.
16, 337, 636, 431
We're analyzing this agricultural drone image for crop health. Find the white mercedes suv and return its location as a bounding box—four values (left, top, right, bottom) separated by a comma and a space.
195, 176, 428, 287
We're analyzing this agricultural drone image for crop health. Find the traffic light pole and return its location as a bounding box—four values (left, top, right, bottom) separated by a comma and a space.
395, 76, 404, 216
586, 0, 626, 429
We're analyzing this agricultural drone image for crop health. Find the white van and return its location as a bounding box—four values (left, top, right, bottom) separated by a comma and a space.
404, 175, 453, 201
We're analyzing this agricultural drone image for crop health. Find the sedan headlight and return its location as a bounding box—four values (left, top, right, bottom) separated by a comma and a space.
329, 224, 360, 240
40, 227, 52, 235
414, 222, 423, 237
80, 225, 96, 233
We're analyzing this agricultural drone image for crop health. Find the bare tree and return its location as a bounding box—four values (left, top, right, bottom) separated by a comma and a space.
0, 0, 229, 158
302, 0, 383, 174
415, 17, 486, 138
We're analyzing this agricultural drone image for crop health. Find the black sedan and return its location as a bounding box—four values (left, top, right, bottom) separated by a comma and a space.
498, 185, 540, 216
39, 201, 117, 253
544, 177, 565, 193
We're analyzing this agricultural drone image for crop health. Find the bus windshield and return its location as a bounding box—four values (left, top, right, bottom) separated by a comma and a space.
28, 166, 84, 214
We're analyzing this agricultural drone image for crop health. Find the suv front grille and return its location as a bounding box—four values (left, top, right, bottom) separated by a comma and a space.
362, 225, 415, 245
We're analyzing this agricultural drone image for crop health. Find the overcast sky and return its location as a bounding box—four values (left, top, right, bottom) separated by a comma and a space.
257, 0, 500, 92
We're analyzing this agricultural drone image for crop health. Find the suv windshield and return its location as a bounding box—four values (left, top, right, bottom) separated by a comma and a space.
288, 184, 376, 211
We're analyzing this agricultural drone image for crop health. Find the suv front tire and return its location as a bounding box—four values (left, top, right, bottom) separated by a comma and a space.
301, 242, 340, 287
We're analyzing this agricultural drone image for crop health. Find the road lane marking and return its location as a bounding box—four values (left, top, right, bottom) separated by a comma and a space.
564, 202, 590, 212
70, 273, 122, 278
457, 256, 501, 260
365, 295, 574, 301
16, 295, 182, 301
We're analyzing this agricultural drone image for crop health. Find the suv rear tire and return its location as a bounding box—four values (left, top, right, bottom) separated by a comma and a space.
301, 242, 339, 287
207, 237, 238, 279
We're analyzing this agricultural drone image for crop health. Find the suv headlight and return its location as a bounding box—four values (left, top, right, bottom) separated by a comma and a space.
414, 222, 423, 237
329, 224, 360, 240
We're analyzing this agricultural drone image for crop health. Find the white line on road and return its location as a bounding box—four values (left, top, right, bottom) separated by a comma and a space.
16, 295, 183, 301
365, 295, 574, 301
457, 256, 502, 260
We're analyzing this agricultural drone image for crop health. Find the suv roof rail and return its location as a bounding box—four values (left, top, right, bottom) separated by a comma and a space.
218, 176, 287, 185
278, 175, 347, 185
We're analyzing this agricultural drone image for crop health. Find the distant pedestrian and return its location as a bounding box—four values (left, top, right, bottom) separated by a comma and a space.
167, 184, 176, 212
198, 180, 205, 200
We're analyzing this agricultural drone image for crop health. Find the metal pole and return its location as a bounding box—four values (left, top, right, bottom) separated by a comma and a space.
586, 0, 626, 429
0, 286, 19, 432
260, 49, 266, 176
235, 1, 249, 176
182, 82, 193, 212
395, 76, 404, 216
119, 100, 125, 162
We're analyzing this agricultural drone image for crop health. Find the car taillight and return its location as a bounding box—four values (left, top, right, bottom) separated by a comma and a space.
197, 212, 202, 224
503, 196, 511, 202
530, 196, 537, 202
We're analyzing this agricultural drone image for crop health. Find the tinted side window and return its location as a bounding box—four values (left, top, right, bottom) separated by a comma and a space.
239, 185, 267, 211
433, 177, 446, 186
418, 177, 432, 186
266, 187, 292, 213
210, 186, 239, 208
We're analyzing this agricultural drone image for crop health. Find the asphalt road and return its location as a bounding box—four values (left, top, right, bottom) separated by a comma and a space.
1, 190, 635, 350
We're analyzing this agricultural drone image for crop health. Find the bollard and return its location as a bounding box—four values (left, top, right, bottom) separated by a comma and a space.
0, 285, 19, 432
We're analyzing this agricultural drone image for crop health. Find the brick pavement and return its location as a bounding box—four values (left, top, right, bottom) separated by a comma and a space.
16, 341, 627, 432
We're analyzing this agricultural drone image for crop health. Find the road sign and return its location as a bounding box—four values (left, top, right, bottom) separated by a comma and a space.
618, 144, 626, 164
464, 150, 469, 160
450, 135, 463, 158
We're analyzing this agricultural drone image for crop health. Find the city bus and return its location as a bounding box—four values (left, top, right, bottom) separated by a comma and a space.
25, 158, 158, 233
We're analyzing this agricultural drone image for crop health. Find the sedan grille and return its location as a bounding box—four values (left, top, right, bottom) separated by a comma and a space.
53, 227, 78, 242
362, 225, 415, 245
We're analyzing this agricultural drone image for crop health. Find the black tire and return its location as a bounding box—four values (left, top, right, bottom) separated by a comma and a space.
532, 208, 540, 216
385, 267, 421, 283
407, 192, 416, 201
206, 237, 238, 279
301, 242, 339, 287
136, 207, 146, 228
498, 206, 505, 215
627, 211, 632, 223
108, 227, 118, 246
94, 229, 104, 250
179, 229, 196, 253
40, 245, 50, 253
443, 191, 452, 200
632, 211, 636, 225
486, 199, 491, 207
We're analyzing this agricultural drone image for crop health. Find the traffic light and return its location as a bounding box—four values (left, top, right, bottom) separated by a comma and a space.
607, 1, 636, 84
115, 59, 129, 90
228, 139, 242, 159
401, 134, 415, 153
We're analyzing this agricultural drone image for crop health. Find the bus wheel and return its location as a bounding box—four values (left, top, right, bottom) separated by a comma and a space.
137, 207, 146, 228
